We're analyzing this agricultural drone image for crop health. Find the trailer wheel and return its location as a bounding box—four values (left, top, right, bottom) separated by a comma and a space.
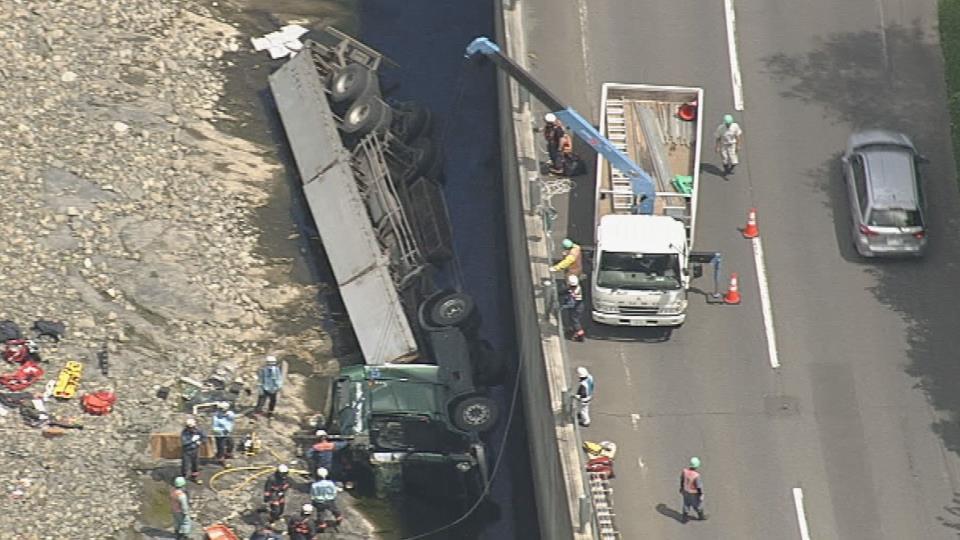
330, 64, 377, 105
394, 102, 432, 142
452, 395, 498, 433
341, 95, 393, 137
428, 292, 475, 327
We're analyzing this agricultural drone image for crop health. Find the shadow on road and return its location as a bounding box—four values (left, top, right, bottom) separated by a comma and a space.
655, 502, 686, 523
586, 322, 673, 343
763, 21, 960, 534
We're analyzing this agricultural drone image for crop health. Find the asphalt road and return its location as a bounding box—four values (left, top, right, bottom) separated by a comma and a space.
520, 0, 960, 538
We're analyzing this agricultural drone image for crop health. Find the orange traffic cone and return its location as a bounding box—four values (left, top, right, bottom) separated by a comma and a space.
742, 208, 759, 238
724, 273, 741, 305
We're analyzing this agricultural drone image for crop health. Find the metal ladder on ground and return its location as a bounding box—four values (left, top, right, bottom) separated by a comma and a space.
589, 472, 620, 539
604, 97, 634, 213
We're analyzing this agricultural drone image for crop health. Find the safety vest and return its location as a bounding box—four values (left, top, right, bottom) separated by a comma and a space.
560, 134, 573, 154
682, 468, 701, 494
170, 488, 186, 514
311, 480, 337, 502
577, 375, 594, 402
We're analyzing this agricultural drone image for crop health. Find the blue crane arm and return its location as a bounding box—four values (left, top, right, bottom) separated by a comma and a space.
465, 37, 655, 214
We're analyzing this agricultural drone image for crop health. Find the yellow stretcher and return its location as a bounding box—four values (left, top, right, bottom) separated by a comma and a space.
52, 361, 83, 399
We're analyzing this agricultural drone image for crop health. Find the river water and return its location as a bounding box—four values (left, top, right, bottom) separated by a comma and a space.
214, 0, 539, 538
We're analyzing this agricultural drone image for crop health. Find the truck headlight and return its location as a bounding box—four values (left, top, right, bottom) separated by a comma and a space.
456, 461, 474, 472
594, 302, 618, 313
660, 300, 687, 315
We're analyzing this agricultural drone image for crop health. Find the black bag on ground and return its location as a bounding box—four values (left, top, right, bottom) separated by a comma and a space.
32, 320, 66, 342
0, 321, 22, 342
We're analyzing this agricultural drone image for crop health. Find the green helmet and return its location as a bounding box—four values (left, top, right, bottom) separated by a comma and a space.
723, 114, 734, 125
689, 457, 701, 469
174, 476, 187, 488
561, 239, 574, 249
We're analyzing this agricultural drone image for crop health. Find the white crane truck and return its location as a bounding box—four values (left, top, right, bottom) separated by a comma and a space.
591, 84, 708, 327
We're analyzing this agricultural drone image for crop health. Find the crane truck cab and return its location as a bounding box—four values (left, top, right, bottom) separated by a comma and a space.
591, 215, 690, 326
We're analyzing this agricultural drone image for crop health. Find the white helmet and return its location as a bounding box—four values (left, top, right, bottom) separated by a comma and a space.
315, 429, 328, 438
217, 402, 230, 410
185, 417, 197, 427
302, 503, 314, 515
577, 367, 589, 379
567, 275, 579, 287
317, 467, 329, 479
265, 355, 278, 364
277, 464, 289, 474
544, 112, 557, 123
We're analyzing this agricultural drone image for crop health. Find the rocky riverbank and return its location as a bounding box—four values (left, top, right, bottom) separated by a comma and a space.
0, 0, 359, 537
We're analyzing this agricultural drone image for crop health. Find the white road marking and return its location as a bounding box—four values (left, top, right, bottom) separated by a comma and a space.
619, 348, 633, 387
874, 0, 889, 70
638, 457, 646, 469
723, 0, 745, 111
575, 0, 596, 117
752, 236, 780, 368
792, 487, 812, 540
631, 413, 640, 430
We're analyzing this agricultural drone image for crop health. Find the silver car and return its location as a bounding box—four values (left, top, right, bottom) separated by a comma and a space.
841, 130, 928, 257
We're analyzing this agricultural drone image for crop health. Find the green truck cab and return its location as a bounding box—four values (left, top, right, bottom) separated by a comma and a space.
327, 291, 504, 505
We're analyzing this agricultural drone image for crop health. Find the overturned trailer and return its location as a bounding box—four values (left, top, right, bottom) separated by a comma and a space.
268, 27, 503, 504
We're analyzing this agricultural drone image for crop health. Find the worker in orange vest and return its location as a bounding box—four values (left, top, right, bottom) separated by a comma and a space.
306, 430, 349, 480
680, 457, 705, 522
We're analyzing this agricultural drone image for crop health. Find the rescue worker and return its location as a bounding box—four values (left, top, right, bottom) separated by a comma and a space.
310, 467, 344, 531
211, 402, 235, 466
249, 524, 282, 540
170, 476, 192, 540
287, 503, 317, 540
714, 114, 743, 175
680, 456, 705, 522
180, 417, 206, 484
575, 366, 594, 427
254, 355, 284, 418
262, 464, 291, 523
306, 430, 349, 480
555, 132, 576, 176
561, 275, 585, 341
550, 238, 583, 278
543, 112, 565, 169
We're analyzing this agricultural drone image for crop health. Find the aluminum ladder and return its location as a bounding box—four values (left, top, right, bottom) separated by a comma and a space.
604, 97, 634, 212
589, 472, 620, 539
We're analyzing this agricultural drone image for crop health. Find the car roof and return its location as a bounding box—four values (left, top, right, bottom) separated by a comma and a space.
848, 129, 916, 152
859, 146, 918, 208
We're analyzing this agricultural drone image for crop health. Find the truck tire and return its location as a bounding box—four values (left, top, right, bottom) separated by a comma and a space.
341, 95, 393, 137
393, 102, 432, 142
452, 395, 498, 433
428, 292, 475, 327
330, 64, 377, 105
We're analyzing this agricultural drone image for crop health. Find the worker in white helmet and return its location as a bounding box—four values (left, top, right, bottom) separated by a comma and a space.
286, 503, 317, 539
180, 417, 206, 483
543, 112, 565, 170
306, 429, 349, 480
561, 274, 585, 341
310, 467, 344, 531
255, 355, 284, 418
575, 367, 595, 427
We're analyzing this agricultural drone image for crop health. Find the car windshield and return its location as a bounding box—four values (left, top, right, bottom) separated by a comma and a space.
596, 252, 681, 290
868, 208, 922, 228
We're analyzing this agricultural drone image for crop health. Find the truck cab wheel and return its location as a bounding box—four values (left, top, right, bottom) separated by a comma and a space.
451, 395, 498, 433
428, 292, 475, 328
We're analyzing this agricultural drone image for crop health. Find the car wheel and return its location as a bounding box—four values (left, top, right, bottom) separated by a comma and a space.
452, 395, 499, 433
428, 292, 475, 327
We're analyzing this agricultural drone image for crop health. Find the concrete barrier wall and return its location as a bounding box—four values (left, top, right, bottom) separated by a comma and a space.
494, 2, 594, 539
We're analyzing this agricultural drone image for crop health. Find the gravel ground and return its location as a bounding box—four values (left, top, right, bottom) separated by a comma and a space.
0, 1, 368, 537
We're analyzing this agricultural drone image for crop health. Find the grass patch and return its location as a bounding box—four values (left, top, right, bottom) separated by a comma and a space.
939, 0, 960, 169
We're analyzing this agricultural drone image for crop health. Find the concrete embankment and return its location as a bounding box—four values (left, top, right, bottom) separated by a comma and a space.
493, 2, 596, 539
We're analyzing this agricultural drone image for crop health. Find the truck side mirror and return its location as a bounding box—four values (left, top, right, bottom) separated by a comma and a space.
692, 264, 704, 279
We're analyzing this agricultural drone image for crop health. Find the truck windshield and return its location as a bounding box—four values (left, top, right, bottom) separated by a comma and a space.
596, 252, 681, 290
